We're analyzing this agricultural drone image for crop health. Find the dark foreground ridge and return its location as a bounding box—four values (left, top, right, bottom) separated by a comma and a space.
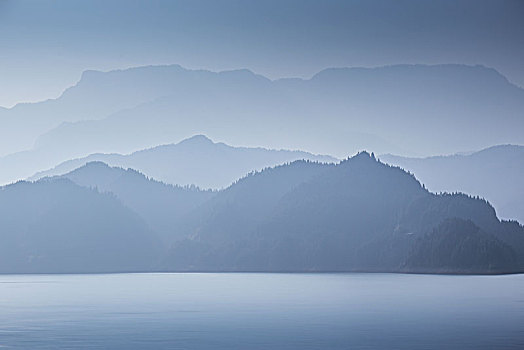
1, 152, 523, 274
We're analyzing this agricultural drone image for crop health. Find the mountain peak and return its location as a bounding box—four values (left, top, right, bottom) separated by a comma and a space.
83, 161, 111, 169
177, 134, 215, 146
344, 151, 377, 163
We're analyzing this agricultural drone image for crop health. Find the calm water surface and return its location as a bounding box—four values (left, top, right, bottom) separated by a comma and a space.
0, 273, 523, 349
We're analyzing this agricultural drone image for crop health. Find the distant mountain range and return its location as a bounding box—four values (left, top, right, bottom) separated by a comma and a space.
1, 63, 524, 185
2, 152, 522, 274
29, 135, 336, 189
380, 145, 524, 223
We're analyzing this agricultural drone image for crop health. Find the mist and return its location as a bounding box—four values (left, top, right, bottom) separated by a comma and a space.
1, 2, 523, 349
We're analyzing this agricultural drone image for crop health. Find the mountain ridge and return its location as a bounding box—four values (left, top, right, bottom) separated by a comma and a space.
1, 63, 523, 163
1, 151, 523, 274
0, 177, 161, 273
379, 144, 524, 223
29, 135, 337, 189
57, 161, 215, 243
163, 152, 524, 273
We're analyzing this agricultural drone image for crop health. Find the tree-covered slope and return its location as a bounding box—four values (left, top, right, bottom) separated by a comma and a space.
164, 153, 524, 273
59, 161, 215, 243
1, 152, 522, 274
380, 144, 524, 224
0, 179, 160, 273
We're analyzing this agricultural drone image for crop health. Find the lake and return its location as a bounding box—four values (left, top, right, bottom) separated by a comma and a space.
0, 273, 523, 349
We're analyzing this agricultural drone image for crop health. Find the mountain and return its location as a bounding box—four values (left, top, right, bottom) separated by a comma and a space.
31, 64, 524, 157
379, 145, 524, 224
2, 63, 524, 184
404, 218, 518, 274
58, 161, 215, 242
162, 152, 524, 274
0, 178, 160, 273
29, 135, 337, 189
1, 152, 523, 274
0, 64, 233, 157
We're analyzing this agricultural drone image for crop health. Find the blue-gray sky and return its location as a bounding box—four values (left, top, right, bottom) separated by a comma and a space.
0, 0, 523, 107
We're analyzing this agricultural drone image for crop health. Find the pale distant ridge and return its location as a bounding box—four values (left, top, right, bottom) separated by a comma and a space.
1, 63, 524, 187
30, 135, 337, 189
379, 144, 524, 223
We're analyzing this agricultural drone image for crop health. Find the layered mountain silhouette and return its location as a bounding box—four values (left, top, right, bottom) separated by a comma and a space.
2, 63, 524, 185
29, 135, 336, 189
0, 178, 160, 273
380, 145, 524, 224
0, 65, 209, 156
2, 151, 521, 274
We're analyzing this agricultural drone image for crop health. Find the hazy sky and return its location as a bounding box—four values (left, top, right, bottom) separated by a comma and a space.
1, 0, 523, 107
